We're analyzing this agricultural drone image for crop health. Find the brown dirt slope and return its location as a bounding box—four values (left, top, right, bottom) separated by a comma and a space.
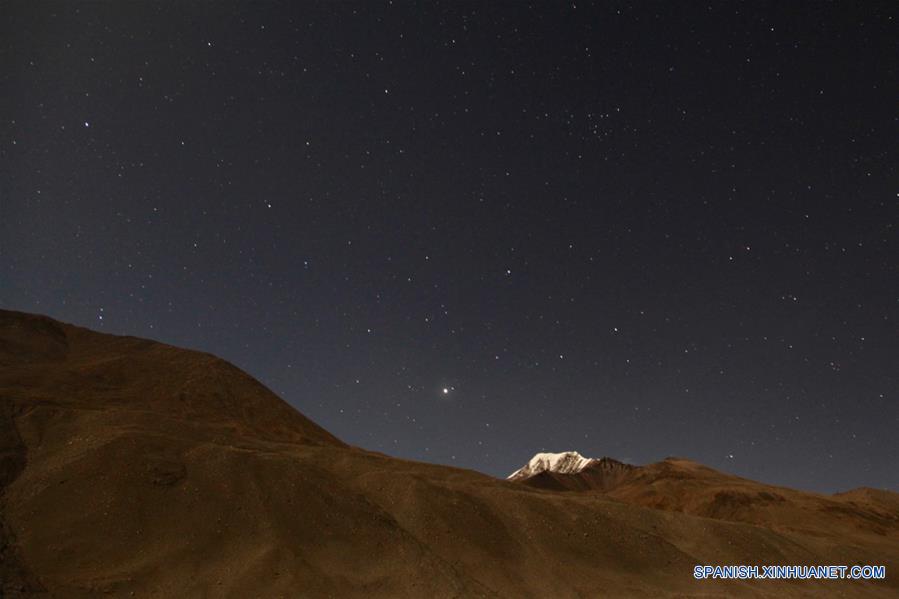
519, 454, 899, 541
1, 309, 897, 598
607, 458, 899, 537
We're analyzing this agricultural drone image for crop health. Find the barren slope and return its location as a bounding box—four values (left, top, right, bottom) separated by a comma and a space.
1, 310, 896, 598
516, 453, 899, 540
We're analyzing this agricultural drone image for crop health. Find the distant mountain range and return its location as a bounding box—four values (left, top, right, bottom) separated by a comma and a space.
508, 450, 899, 536
1, 309, 897, 597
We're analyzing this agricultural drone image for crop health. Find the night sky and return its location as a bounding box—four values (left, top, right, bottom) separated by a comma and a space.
3, 2, 897, 493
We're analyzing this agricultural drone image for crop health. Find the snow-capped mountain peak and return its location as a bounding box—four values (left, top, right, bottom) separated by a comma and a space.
507, 451, 595, 480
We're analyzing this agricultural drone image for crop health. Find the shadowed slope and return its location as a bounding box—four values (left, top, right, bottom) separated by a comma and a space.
0, 310, 342, 448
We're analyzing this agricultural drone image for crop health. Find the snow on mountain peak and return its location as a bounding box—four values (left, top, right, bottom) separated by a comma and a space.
507, 451, 595, 480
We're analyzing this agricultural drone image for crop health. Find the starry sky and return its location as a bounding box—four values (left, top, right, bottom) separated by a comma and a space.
2, 2, 897, 493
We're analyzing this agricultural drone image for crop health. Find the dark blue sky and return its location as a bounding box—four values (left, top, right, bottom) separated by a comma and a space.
3, 1, 896, 492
